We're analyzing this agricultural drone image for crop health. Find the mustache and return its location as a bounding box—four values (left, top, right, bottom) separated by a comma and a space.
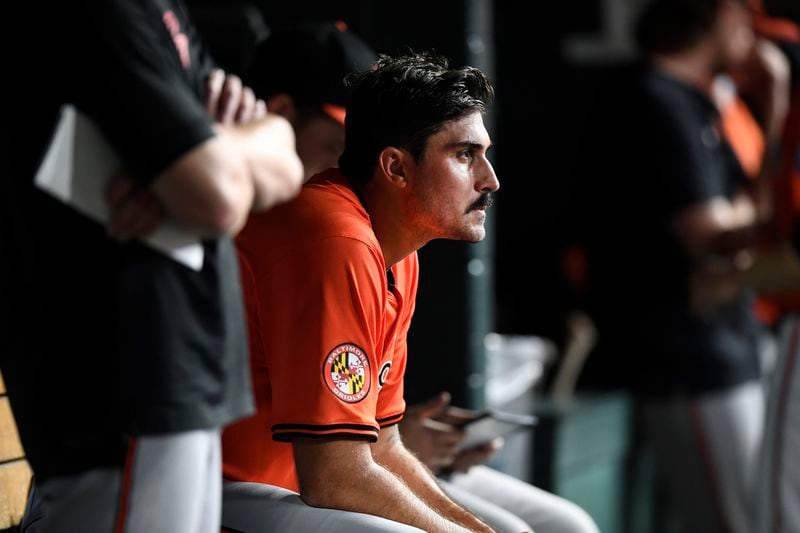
466, 193, 494, 213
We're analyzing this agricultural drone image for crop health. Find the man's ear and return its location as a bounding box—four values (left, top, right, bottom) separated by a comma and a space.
265, 93, 297, 123
376, 147, 412, 189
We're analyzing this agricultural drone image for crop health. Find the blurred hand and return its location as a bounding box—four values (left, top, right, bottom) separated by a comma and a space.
206, 68, 267, 125
448, 437, 504, 474
400, 392, 465, 473
401, 392, 506, 475
106, 174, 165, 241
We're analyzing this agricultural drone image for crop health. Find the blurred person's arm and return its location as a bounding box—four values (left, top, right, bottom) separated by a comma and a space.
151, 114, 302, 236
109, 69, 301, 239
143, 66, 301, 236
676, 194, 759, 256
732, 39, 792, 221
292, 435, 492, 533
675, 194, 759, 312
80, 2, 302, 239
742, 241, 800, 293
734, 39, 791, 149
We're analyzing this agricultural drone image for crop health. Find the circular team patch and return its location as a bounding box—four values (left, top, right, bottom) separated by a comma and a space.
323, 343, 371, 403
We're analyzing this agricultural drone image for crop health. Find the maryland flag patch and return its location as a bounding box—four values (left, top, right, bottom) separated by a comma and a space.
323, 343, 371, 403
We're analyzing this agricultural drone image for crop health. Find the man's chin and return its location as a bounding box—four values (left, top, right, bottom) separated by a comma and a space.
436, 223, 486, 243
462, 225, 486, 243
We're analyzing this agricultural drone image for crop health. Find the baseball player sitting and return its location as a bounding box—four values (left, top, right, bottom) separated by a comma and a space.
221, 52, 502, 532
228, 25, 600, 532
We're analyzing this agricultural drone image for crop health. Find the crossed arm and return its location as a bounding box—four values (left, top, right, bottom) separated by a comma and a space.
150, 113, 302, 236
107, 69, 303, 240
675, 193, 761, 313
292, 425, 495, 533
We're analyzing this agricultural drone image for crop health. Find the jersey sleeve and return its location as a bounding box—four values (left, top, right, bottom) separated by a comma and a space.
375, 253, 419, 427
375, 341, 406, 428
260, 236, 388, 442
72, 0, 215, 185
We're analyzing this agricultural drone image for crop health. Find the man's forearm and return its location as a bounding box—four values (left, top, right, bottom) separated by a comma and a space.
300, 459, 473, 533
375, 440, 494, 533
226, 115, 304, 213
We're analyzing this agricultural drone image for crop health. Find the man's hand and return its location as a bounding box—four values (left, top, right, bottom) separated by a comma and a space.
106, 174, 165, 240
400, 393, 503, 475
401, 393, 465, 472
206, 68, 267, 125
205, 68, 303, 213
447, 438, 504, 474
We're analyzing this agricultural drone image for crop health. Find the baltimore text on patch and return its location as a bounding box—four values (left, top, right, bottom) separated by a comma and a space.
323, 343, 371, 403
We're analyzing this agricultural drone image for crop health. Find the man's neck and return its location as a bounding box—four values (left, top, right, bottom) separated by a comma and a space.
651, 44, 717, 94
357, 182, 427, 268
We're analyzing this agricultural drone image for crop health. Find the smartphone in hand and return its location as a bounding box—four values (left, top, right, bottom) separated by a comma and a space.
448, 409, 538, 452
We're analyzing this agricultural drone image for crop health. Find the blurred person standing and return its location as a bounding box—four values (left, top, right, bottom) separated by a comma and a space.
742, 3, 800, 531
576, 1, 772, 532
4, 1, 303, 532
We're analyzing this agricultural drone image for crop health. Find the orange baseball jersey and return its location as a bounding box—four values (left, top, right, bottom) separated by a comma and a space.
222, 168, 418, 492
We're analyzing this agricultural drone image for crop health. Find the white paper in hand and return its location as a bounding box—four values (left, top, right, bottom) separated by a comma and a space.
33, 104, 204, 271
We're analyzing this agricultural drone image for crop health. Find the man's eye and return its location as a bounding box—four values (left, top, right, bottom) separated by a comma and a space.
459, 150, 473, 161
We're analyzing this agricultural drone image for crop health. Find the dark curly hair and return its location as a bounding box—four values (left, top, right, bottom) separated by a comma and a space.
339, 53, 494, 186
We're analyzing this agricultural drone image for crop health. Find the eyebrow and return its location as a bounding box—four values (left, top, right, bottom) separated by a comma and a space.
444, 141, 492, 151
